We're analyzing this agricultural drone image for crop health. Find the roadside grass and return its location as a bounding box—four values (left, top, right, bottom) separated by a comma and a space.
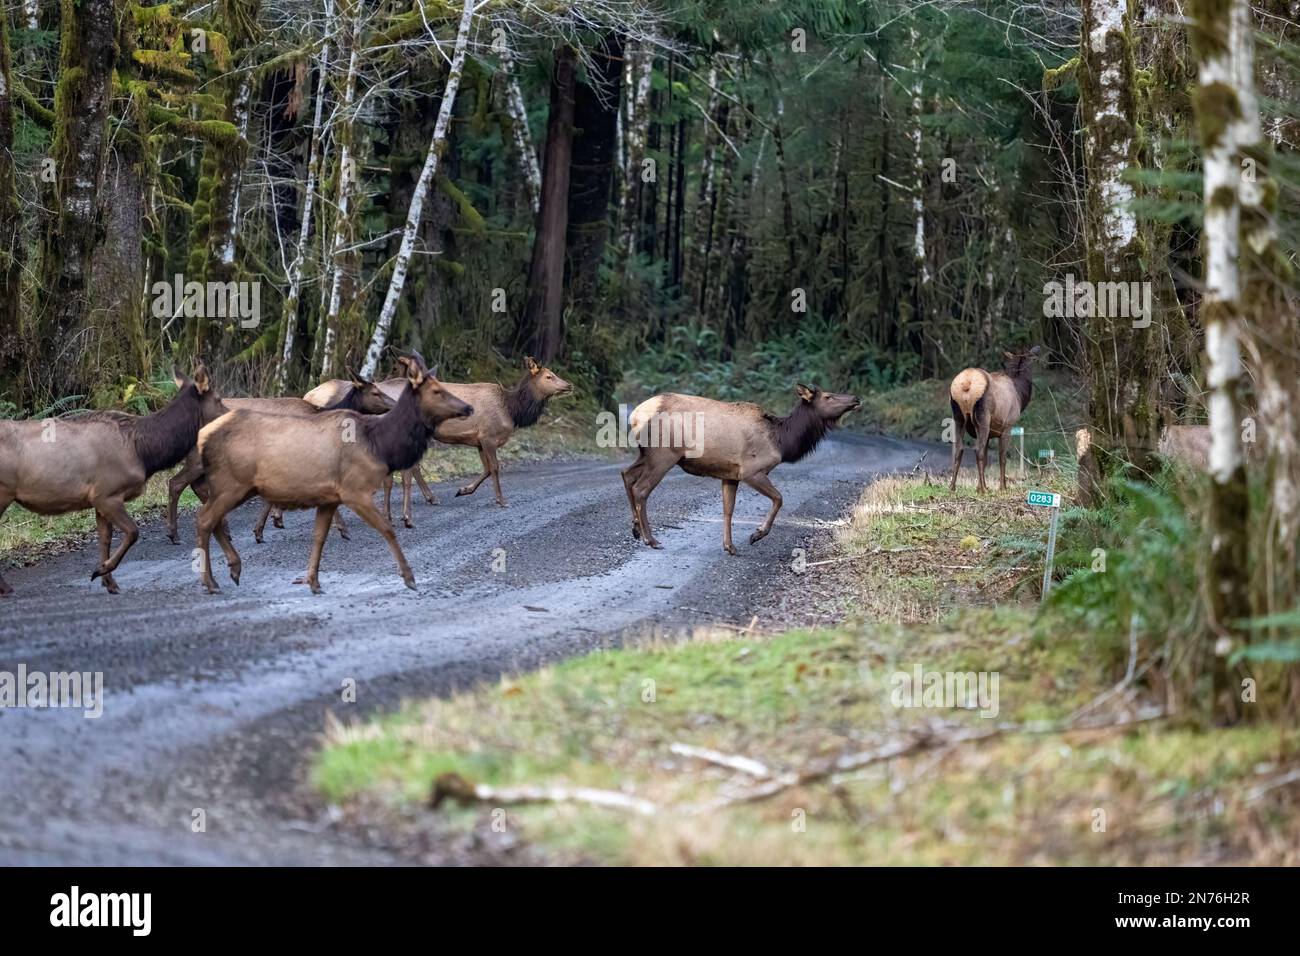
316, 467, 1300, 865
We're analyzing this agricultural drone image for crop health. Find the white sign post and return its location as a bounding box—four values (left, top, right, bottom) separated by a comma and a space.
1010, 426, 1025, 476
1027, 490, 1062, 601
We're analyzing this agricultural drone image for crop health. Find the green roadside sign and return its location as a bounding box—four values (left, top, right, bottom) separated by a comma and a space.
1027, 490, 1063, 599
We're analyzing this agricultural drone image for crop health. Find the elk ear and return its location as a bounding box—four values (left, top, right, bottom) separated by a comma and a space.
172, 366, 187, 391
407, 349, 429, 374
1003, 351, 1015, 362
397, 356, 425, 388
527, 356, 541, 375
795, 383, 816, 402
346, 366, 369, 388
192, 364, 211, 395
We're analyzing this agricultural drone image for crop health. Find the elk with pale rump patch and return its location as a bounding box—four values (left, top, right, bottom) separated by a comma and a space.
948, 345, 1040, 493
621, 385, 860, 554
0, 365, 225, 595
194, 353, 471, 594
382, 356, 574, 526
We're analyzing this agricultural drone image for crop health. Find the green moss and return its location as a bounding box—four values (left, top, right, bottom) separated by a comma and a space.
435, 174, 486, 232
1193, 81, 1242, 149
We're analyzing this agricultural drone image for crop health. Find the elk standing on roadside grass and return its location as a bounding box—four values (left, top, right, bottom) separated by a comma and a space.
194, 353, 471, 594
622, 385, 861, 554
383, 356, 574, 525
948, 346, 1040, 493
0, 365, 225, 595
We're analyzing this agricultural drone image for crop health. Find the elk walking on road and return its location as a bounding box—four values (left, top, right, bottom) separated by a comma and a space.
621, 384, 860, 554
0, 365, 225, 595
194, 353, 471, 594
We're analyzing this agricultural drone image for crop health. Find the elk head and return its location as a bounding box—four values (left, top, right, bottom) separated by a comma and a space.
1002, 345, 1041, 377
397, 351, 473, 426
525, 355, 575, 400
347, 369, 397, 413
174, 362, 226, 424
795, 383, 860, 425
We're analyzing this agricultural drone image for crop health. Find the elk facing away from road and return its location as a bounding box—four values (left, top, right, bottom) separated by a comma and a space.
194, 353, 471, 594
384, 356, 574, 525
948, 346, 1040, 493
622, 385, 861, 554
0, 365, 225, 595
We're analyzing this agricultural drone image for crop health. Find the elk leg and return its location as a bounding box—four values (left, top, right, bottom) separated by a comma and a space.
483, 443, 506, 507
975, 418, 992, 493
621, 456, 644, 539
948, 403, 965, 492
631, 454, 678, 550
93, 498, 139, 580
456, 447, 494, 498
345, 494, 417, 590
401, 469, 414, 529
333, 508, 351, 540
167, 451, 205, 544
997, 434, 1008, 491
0, 497, 11, 595
95, 513, 119, 594
383, 474, 394, 523
292, 505, 337, 595
413, 468, 438, 506
197, 490, 245, 593
272, 507, 284, 529
254, 501, 274, 543
721, 480, 738, 556
743, 473, 783, 545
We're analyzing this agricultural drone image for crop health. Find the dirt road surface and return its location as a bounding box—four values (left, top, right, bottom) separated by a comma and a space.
0, 433, 931, 864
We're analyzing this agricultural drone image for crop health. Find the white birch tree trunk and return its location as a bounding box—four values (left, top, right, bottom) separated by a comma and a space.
360, 0, 476, 377
909, 28, 930, 289
1192, 0, 1251, 654
319, 18, 361, 380
501, 39, 540, 216
619, 41, 655, 259
275, 0, 333, 393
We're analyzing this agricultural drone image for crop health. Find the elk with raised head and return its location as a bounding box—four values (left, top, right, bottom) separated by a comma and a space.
194, 353, 471, 594
0, 365, 225, 595
165, 374, 393, 544
948, 346, 1040, 493
621, 384, 861, 554
384, 356, 573, 526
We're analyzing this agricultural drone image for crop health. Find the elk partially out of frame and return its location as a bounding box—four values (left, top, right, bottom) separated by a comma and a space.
194, 353, 471, 594
621, 384, 860, 554
0, 365, 225, 595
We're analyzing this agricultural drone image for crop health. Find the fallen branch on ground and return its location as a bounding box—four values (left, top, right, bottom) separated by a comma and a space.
670, 743, 771, 778
430, 772, 658, 816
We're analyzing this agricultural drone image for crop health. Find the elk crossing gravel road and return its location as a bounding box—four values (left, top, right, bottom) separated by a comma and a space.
0, 432, 931, 864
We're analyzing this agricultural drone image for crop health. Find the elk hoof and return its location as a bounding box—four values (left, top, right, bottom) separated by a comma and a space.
204, 580, 220, 595
230, 566, 241, 585
167, 531, 179, 545
455, 486, 473, 497
749, 530, 768, 545
254, 532, 264, 544
272, 516, 285, 529
424, 495, 438, 506
496, 499, 508, 508
724, 544, 737, 556
102, 577, 120, 595
91, 566, 108, 581
646, 538, 663, 550
403, 518, 414, 530
403, 577, 417, 591
632, 523, 641, 540
338, 528, 351, 541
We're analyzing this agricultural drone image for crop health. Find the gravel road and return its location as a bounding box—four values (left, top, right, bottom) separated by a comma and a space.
0, 432, 932, 864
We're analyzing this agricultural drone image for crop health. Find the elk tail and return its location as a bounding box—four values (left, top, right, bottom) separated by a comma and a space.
949, 369, 987, 420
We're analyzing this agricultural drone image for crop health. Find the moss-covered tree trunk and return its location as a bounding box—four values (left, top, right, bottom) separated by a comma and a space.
0, 12, 23, 398
1077, 0, 1162, 502
1232, 0, 1298, 626
1191, 0, 1251, 713
37, 0, 117, 398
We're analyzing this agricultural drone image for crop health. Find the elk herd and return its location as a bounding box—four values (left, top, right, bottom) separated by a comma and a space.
0, 346, 1049, 597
